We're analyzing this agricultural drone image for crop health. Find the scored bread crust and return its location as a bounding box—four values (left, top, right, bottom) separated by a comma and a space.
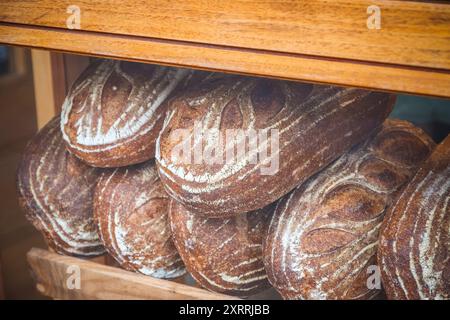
263, 119, 435, 300
61, 60, 202, 167
169, 199, 273, 296
94, 160, 185, 278
17, 116, 105, 257
378, 134, 450, 300
157, 76, 395, 217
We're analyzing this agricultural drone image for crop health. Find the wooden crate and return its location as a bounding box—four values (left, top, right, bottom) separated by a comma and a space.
0, 0, 449, 300
0, 0, 449, 97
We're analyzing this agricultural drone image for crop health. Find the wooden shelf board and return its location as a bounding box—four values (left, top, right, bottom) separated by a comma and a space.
0, 0, 449, 70
27, 248, 238, 300
1, 24, 450, 98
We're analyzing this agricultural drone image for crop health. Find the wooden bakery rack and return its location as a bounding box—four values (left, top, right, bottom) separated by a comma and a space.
0, 0, 449, 300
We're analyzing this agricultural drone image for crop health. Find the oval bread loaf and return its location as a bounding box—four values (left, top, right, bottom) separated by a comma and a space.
61, 59, 201, 167
169, 199, 273, 296
378, 134, 450, 300
264, 119, 435, 300
95, 160, 185, 278
17, 116, 105, 256
157, 76, 395, 217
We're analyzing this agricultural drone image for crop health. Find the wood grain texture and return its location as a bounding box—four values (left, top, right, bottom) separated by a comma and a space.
264, 120, 436, 300
31, 50, 59, 129
94, 160, 185, 279
0, 0, 449, 70
157, 76, 394, 216
27, 248, 238, 300
169, 199, 272, 296
378, 134, 450, 300
1, 25, 450, 98
17, 116, 105, 257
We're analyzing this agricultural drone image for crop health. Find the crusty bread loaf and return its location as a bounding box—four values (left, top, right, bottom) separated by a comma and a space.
17, 116, 104, 256
263, 119, 435, 300
157, 76, 395, 217
94, 160, 185, 278
169, 199, 273, 296
378, 134, 450, 300
61, 59, 203, 167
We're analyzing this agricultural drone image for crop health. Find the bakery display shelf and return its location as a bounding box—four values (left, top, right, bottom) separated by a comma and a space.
27, 248, 239, 300
2, 1, 448, 302
1, 0, 450, 97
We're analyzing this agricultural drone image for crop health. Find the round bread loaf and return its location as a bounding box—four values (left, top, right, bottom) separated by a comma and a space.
156, 76, 395, 217
61, 59, 201, 167
169, 199, 273, 296
263, 119, 435, 300
94, 160, 185, 278
378, 134, 449, 300
17, 116, 104, 256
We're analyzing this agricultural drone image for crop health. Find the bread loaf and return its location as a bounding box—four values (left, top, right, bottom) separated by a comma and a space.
61, 59, 202, 167
169, 199, 273, 296
263, 119, 435, 300
157, 76, 395, 217
17, 116, 104, 256
378, 134, 450, 300
94, 160, 185, 278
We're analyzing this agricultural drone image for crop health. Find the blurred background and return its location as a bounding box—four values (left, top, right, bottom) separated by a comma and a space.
0, 44, 449, 299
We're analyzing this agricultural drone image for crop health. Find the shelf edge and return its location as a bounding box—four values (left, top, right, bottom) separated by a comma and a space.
27, 248, 239, 300
1, 24, 450, 98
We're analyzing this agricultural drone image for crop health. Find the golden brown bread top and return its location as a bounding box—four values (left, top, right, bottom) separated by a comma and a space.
94, 160, 185, 278
169, 199, 273, 296
379, 134, 449, 300
17, 116, 104, 257
61, 60, 200, 167
157, 76, 395, 217
264, 119, 435, 300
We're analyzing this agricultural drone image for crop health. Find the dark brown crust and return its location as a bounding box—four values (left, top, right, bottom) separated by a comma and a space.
378, 134, 450, 300
169, 199, 273, 296
263, 119, 435, 300
16, 116, 105, 257
94, 160, 185, 278
157, 76, 395, 217
61, 60, 207, 167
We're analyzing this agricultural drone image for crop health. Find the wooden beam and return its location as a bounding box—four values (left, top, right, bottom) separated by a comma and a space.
27, 248, 239, 300
0, 0, 449, 70
3, 25, 450, 98
31, 50, 65, 129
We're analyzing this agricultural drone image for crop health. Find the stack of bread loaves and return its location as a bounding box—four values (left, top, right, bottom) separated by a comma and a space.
17, 58, 448, 299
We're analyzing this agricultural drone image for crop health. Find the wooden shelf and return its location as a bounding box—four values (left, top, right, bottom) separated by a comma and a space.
4, 1, 449, 301
27, 248, 239, 300
3, 0, 447, 301
0, 0, 449, 97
